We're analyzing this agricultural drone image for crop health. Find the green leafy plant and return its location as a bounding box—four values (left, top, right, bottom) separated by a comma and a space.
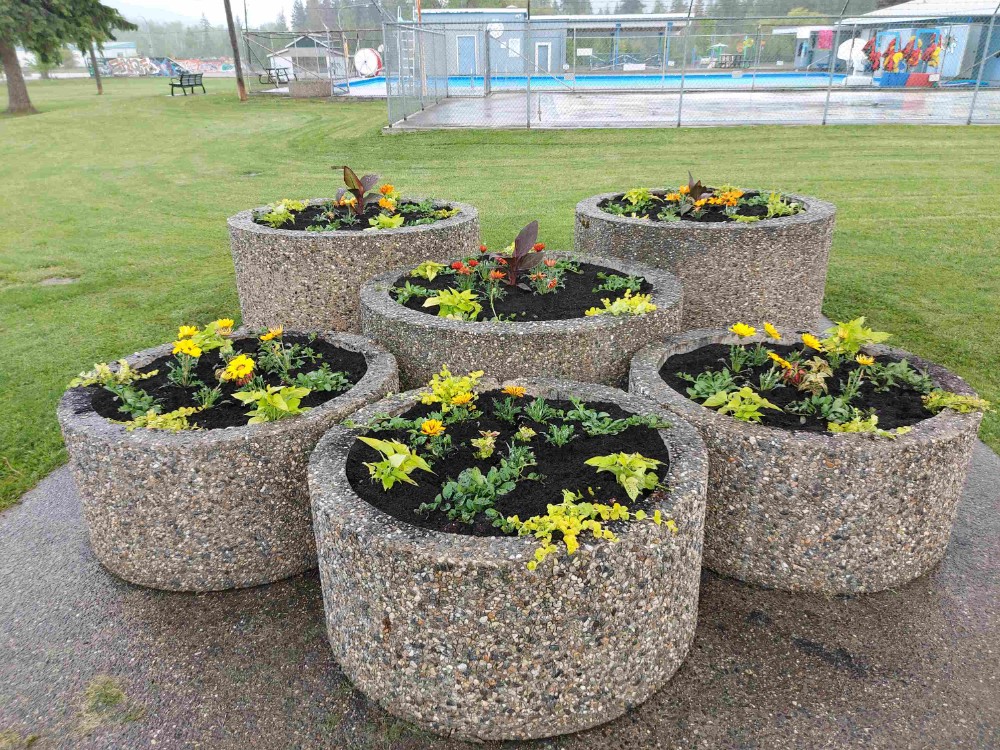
335, 166, 380, 218
120, 406, 202, 432
584, 452, 663, 501
828, 414, 913, 438
470, 430, 500, 459
194, 385, 223, 409
820, 317, 891, 356
492, 397, 522, 424
543, 423, 576, 447
105, 383, 160, 418
69, 360, 157, 389
703, 387, 782, 423
358, 436, 434, 490
593, 272, 643, 294
922, 390, 992, 414
585, 289, 657, 317
515, 425, 536, 442
367, 213, 405, 230
255, 198, 306, 228
868, 359, 934, 394
785, 393, 857, 425
765, 192, 802, 218
523, 396, 564, 424
293, 365, 350, 393
410, 260, 447, 282
678, 369, 736, 401
233, 385, 312, 423
393, 281, 432, 304
422, 288, 482, 321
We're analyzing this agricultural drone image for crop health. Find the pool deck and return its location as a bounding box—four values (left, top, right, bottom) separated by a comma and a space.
386, 88, 1000, 129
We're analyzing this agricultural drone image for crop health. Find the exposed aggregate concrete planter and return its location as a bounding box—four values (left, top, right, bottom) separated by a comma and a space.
57, 331, 398, 593
629, 328, 984, 595
228, 199, 480, 333
360, 253, 683, 388
575, 192, 835, 330
308, 378, 708, 742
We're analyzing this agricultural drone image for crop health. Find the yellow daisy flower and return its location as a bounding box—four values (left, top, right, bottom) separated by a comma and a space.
763, 322, 781, 341
223, 354, 255, 382
451, 392, 474, 406
802, 333, 823, 351
172, 339, 202, 358
856, 354, 875, 367
260, 327, 283, 342
502, 385, 527, 398
177, 325, 198, 339
768, 352, 792, 369
420, 419, 445, 437
728, 322, 757, 338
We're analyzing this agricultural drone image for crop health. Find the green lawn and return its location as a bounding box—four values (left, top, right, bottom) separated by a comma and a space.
1, 76, 998, 511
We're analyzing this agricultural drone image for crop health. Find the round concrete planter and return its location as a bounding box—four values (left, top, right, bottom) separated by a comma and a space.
228, 199, 480, 334
629, 328, 984, 595
360, 252, 683, 388
56, 331, 398, 593
308, 378, 708, 742
575, 192, 835, 330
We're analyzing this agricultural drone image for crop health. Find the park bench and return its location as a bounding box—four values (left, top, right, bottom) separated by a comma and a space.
259, 67, 294, 85
169, 72, 206, 96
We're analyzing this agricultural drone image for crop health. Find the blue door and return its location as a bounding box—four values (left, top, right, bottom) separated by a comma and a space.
457, 35, 476, 75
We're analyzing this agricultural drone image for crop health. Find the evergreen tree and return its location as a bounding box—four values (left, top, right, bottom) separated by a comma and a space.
291, 0, 308, 30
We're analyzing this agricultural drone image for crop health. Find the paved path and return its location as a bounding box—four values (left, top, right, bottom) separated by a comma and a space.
2, 449, 999, 749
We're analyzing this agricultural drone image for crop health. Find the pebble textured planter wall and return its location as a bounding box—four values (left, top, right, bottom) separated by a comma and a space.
630, 328, 983, 595
360, 253, 683, 388
228, 199, 479, 333
308, 379, 708, 742
575, 192, 835, 330
57, 331, 398, 592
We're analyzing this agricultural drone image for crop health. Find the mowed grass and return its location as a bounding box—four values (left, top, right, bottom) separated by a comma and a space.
1, 76, 998, 510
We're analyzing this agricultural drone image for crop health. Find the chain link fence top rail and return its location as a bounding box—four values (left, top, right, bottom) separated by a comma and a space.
377, 0, 1000, 129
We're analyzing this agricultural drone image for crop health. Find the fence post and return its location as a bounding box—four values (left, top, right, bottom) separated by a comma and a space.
661, 23, 668, 89
526, 20, 532, 129
675, 0, 697, 127
967, 0, 1000, 124
822, 0, 851, 125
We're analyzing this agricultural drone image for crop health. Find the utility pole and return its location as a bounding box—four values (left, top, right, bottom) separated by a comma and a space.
223, 0, 248, 101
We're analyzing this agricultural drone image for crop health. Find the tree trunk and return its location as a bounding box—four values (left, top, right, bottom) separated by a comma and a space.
223, 0, 248, 102
0, 38, 36, 115
89, 43, 103, 95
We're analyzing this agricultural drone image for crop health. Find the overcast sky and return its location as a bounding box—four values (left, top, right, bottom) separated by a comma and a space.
105, 1, 293, 27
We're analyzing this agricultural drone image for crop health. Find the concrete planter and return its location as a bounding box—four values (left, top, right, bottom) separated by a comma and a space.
629, 328, 983, 595
575, 192, 835, 330
288, 79, 331, 98
308, 379, 708, 742
228, 199, 480, 334
360, 253, 683, 388
56, 331, 398, 592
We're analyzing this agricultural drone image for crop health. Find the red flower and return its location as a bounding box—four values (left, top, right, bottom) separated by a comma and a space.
479, 244, 488, 253
450, 261, 465, 270
547, 278, 558, 289
532, 242, 545, 252
467, 259, 479, 267
489, 270, 506, 281
497, 258, 507, 265
543, 258, 557, 267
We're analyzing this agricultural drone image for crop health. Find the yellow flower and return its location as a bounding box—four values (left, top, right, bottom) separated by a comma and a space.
802, 333, 824, 351
665, 192, 681, 202
451, 392, 474, 406
177, 325, 198, 339
223, 353, 255, 381
339, 195, 357, 207
260, 326, 283, 342
502, 385, 527, 398
172, 339, 202, 358
378, 197, 396, 211
420, 419, 445, 437
694, 198, 708, 208
768, 352, 792, 369
379, 184, 395, 195
728, 322, 757, 338
763, 322, 781, 341
679, 184, 690, 195
856, 354, 875, 367
213, 318, 235, 330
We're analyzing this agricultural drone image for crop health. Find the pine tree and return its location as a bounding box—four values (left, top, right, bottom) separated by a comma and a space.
291, 0, 308, 31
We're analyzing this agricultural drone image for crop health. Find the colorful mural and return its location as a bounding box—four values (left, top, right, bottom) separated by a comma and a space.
90, 57, 234, 77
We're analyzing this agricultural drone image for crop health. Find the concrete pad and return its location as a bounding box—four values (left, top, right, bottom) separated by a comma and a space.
1, 445, 998, 749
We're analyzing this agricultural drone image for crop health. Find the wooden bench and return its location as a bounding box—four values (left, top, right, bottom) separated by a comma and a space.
258, 67, 293, 85
169, 72, 206, 96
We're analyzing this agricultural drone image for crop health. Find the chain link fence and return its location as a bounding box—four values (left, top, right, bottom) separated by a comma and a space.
380, 0, 1000, 129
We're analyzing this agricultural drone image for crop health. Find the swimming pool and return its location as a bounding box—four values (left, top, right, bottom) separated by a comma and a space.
350, 71, 846, 96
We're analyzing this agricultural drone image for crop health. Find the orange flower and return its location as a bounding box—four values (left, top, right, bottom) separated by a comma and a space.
532, 243, 545, 252
489, 269, 506, 281
456, 266, 472, 275
479, 244, 488, 253
665, 192, 681, 202
529, 272, 546, 281
379, 184, 395, 195
467, 259, 479, 268
543, 258, 557, 267
450, 261, 465, 270
502, 385, 527, 398
547, 279, 558, 289
679, 184, 690, 195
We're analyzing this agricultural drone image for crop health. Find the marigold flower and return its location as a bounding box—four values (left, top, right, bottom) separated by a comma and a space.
502, 385, 527, 398
728, 322, 757, 338
547, 279, 558, 289
856, 354, 875, 367
763, 322, 781, 341
378, 197, 396, 211
379, 184, 395, 195
223, 353, 255, 382
768, 352, 792, 369
260, 326, 283, 342
665, 192, 681, 202
451, 392, 474, 406
172, 339, 202, 358
420, 419, 445, 437
802, 333, 824, 351
467, 259, 479, 267
543, 258, 557, 267
450, 261, 465, 270
488, 270, 506, 281
532, 243, 545, 252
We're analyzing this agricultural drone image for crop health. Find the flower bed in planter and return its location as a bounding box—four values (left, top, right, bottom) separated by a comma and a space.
360, 222, 682, 388
629, 319, 989, 595
228, 167, 480, 333
308, 371, 708, 741
56, 318, 398, 592
575, 175, 835, 330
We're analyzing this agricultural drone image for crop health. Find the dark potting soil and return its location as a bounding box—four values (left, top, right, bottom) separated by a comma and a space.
661, 343, 930, 433
600, 190, 776, 223
396, 262, 654, 322
345, 392, 671, 537
87, 335, 367, 429
253, 200, 451, 232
